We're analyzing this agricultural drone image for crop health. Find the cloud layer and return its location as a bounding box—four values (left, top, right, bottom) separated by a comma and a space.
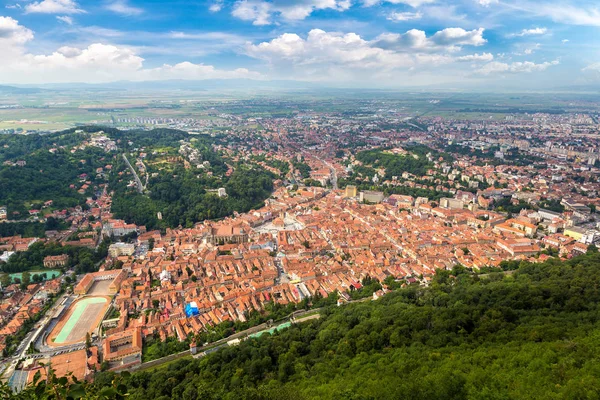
0, 16, 261, 83
231, 0, 351, 25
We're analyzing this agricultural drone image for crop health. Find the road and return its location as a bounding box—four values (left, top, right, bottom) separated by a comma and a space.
122, 154, 144, 194
304, 151, 338, 190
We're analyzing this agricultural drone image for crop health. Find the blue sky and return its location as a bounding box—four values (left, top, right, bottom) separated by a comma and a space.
0, 0, 599, 88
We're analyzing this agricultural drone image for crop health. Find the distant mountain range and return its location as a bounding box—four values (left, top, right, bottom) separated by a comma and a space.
0, 85, 43, 94
11, 79, 323, 92
2, 79, 600, 94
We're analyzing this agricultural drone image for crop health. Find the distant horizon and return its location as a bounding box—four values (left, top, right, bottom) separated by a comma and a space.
3, 78, 600, 94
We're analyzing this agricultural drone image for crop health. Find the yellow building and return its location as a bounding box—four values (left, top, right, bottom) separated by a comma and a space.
345, 185, 357, 198
564, 227, 586, 241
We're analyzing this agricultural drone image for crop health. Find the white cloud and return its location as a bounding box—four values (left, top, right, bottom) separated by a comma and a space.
76, 26, 124, 38
431, 27, 486, 46
582, 63, 600, 72
475, 60, 559, 75
376, 27, 486, 54
105, 0, 143, 16
457, 52, 493, 62
0, 16, 34, 45
477, 0, 498, 6
523, 43, 540, 54
510, 27, 548, 37
209, 0, 224, 12
3, 42, 261, 83
25, 0, 84, 14
0, 17, 261, 84
231, 0, 351, 25
421, 5, 468, 24
387, 11, 422, 21
506, 2, 600, 27
56, 15, 73, 24
363, 0, 436, 7
246, 29, 417, 70
562, 39, 569, 43
245, 28, 494, 83
140, 62, 262, 81
232, 0, 271, 25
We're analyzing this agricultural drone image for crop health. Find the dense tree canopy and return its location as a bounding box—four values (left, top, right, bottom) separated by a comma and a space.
111, 162, 273, 230
0, 240, 109, 274
355, 145, 450, 180
0, 147, 106, 217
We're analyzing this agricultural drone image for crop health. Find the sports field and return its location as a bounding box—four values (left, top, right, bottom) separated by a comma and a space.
50, 296, 109, 346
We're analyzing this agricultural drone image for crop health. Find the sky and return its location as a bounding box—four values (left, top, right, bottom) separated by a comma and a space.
0, 0, 599, 88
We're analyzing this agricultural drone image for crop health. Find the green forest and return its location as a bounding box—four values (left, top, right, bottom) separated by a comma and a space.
354, 145, 451, 180
0, 218, 68, 238
110, 164, 274, 230
0, 129, 89, 162
0, 147, 106, 217
4, 251, 600, 399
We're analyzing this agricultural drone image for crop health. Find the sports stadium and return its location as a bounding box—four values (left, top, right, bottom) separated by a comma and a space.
45, 270, 125, 348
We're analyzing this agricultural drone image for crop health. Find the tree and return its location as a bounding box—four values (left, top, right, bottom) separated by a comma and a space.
0, 274, 11, 288
152, 299, 160, 309
85, 332, 92, 349
21, 271, 31, 290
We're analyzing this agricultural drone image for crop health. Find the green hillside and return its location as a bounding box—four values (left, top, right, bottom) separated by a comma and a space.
96, 251, 600, 400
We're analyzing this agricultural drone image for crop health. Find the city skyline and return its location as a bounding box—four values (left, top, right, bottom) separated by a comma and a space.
0, 0, 599, 88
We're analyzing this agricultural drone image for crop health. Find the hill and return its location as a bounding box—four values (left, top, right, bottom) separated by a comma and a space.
87, 250, 600, 400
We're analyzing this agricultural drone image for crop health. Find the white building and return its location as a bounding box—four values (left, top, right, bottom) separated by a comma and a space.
108, 242, 135, 258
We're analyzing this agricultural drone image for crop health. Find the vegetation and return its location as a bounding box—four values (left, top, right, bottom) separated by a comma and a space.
86, 251, 600, 399
142, 294, 339, 363
0, 368, 130, 400
493, 197, 533, 214
292, 159, 311, 179
0, 218, 69, 238
111, 163, 273, 230
0, 240, 109, 274
355, 145, 451, 180
0, 129, 88, 162
539, 198, 565, 213
445, 143, 544, 167
0, 148, 106, 217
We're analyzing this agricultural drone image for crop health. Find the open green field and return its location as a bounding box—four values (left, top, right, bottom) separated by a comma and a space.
1, 90, 599, 131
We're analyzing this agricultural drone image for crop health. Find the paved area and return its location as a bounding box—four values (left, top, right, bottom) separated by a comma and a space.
52, 297, 108, 345
87, 280, 112, 296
